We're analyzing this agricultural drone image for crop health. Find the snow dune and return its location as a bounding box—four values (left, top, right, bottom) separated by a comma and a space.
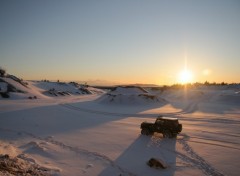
98, 86, 167, 105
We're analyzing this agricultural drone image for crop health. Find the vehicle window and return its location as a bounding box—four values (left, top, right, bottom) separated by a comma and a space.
173, 121, 178, 126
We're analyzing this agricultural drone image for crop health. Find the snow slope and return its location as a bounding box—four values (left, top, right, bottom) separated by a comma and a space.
110, 86, 148, 95
0, 76, 105, 100
0, 84, 240, 176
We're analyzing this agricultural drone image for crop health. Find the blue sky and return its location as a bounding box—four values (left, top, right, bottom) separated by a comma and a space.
1, 0, 240, 85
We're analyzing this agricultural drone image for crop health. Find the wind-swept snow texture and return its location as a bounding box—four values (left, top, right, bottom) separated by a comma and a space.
0, 81, 240, 175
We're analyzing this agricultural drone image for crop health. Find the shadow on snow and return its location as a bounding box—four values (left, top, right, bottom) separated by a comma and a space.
99, 134, 177, 176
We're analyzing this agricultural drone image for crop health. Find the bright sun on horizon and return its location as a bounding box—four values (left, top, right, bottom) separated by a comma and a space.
179, 69, 193, 84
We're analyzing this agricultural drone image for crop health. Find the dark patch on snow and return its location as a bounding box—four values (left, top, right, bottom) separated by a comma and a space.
0, 78, 25, 98
0, 154, 59, 176
147, 158, 167, 169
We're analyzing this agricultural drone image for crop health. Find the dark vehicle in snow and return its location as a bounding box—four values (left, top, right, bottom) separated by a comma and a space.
140, 116, 182, 138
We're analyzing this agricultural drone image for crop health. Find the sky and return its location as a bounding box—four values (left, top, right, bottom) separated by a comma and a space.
1, 0, 240, 85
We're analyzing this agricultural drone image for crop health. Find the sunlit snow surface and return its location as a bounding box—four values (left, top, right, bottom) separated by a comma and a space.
0, 82, 240, 176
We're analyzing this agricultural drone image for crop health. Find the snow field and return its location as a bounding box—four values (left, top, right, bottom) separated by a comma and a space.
0, 82, 240, 175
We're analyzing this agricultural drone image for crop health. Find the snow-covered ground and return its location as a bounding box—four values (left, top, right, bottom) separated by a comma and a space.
0, 79, 240, 176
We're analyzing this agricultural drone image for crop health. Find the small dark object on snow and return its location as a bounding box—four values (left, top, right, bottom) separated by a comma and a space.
140, 116, 182, 138
147, 158, 167, 169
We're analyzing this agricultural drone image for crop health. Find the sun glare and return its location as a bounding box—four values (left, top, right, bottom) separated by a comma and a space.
179, 69, 193, 84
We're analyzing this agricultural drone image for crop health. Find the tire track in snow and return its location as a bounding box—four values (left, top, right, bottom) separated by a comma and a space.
178, 134, 225, 176
180, 117, 240, 124
60, 103, 240, 125
177, 134, 240, 151
183, 135, 240, 151
60, 102, 205, 118
59, 103, 182, 117
188, 136, 240, 146
183, 129, 240, 138
187, 139, 240, 151
0, 128, 137, 176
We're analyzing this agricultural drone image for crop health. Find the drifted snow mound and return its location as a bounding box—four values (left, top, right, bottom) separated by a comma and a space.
99, 93, 167, 105
98, 86, 167, 105
110, 86, 149, 95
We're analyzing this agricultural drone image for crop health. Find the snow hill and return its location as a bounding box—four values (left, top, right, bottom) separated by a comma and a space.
98, 86, 167, 105
0, 75, 104, 99
110, 86, 149, 95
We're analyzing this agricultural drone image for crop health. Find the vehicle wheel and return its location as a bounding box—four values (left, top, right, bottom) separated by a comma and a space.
163, 131, 171, 138
141, 129, 150, 135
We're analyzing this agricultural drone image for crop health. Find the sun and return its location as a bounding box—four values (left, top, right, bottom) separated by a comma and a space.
179, 69, 193, 84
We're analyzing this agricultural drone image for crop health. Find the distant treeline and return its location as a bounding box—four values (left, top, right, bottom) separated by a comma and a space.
157, 81, 240, 91
92, 82, 240, 92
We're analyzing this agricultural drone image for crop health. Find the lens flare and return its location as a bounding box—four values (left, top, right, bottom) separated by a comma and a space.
179, 69, 193, 84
